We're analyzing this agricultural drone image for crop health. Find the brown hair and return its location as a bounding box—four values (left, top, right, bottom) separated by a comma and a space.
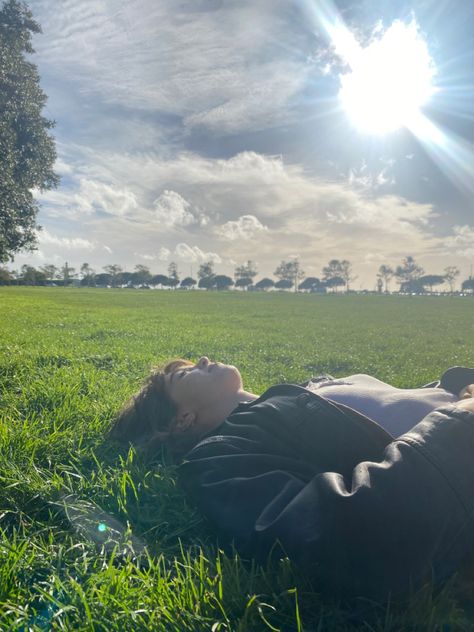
107, 358, 195, 460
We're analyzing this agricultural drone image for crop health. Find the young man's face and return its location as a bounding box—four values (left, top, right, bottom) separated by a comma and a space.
164, 356, 243, 431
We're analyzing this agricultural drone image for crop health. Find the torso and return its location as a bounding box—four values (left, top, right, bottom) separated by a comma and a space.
304, 374, 458, 437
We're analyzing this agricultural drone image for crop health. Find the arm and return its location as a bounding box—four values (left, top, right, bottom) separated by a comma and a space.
180, 404, 474, 603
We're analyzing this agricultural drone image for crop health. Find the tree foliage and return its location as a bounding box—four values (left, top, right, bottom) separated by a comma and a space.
133, 264, 151, 286
254, 277, 274, 290
444, 266, 460, 293
274, 278, 293, 290
461, 278, 474, 292
152, 274, 169, 287
274, 258, 304, 292
214, 274, 234, 290
234, 260, 257, 281
180, 276, 196, 288
0, 0, 59, 262
377, 265, 394, 293
322, 259, 356, 291
419, 274, 445, 292
197, 260, 215, 280
298, 277, 323, 291
325, 276, 345, 292
103, 264, 123, 287
395, 256, 424, 286
235, 276, 253, 289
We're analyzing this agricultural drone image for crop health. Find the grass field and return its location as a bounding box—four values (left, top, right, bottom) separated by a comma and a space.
1, 287, 474, 631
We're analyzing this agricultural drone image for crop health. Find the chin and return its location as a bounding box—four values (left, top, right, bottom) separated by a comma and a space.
220, 363, 242, 388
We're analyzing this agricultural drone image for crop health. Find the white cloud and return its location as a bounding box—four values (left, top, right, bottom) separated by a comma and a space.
443, 225, 474, 258
216, 214, 268, 241
153, 190, 209, 227
39, 229, 95, 251
174, 243, 221, 264
38, 178, 138, 219
158, 247, 171, 261
134, 253, 156, 261
76, 179, 138, 217
27, 147, 460, 287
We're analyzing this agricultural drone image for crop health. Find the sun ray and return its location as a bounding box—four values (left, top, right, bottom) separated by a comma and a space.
407, 112, 474, 195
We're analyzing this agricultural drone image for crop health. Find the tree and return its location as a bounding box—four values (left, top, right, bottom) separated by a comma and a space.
180, 276, 196, 289
275, 278, 293, 290
444, 266, 460, 293
0, 0, 59, 262
197, 260, 215, 280
419, 274, 445, 293
198, 276, 215, 290
274, 258, 305, 293
80, 262, 95, 287
322, 259, 355, 292
40, 264, 58, 283
254, 277, 274, 291
394, 256, 424, 288
94, 272, 111, 287
103, 264, 123, 287
322, 259, 342, 282
298, 277, 323, 292
132, 264, 151, 286
234, 260, 258, 282
214, 275, 234, 290
167, 261, 179, 288
152, 274, 170, 288
61, 262, 76, 286
235, 276, 253, 290
461, 278, 474, 293
20, 264, 45, 285
324, 276, 346, 293
0, 266, 12, 284
339, 260, 357, 292
377, 265, 394, 293
399, 278, 426, 294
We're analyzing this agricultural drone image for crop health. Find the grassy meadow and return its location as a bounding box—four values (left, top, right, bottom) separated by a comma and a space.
1, 286, 474, 631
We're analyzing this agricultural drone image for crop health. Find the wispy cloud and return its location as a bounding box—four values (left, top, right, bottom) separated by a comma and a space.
30, 0, 309, 134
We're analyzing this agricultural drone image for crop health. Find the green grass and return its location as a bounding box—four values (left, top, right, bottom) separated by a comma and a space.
1, 286, 474, 631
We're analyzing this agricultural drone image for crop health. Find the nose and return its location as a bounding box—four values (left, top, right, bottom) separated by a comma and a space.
197, 356, 210, 369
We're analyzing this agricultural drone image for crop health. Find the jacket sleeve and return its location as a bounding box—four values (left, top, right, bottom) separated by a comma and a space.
179, 405, 474, 602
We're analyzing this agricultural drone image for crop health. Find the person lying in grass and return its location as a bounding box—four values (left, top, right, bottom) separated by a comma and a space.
109, 358, 474, 604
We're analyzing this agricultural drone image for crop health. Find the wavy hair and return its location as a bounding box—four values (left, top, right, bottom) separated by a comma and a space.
107, 358, 195, 460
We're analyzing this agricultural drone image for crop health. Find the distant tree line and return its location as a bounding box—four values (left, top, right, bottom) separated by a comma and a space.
375, 257, 473, 293
1, 255, 473, 294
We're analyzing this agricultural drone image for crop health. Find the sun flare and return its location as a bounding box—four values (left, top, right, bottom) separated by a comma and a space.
338, 21, 435, 135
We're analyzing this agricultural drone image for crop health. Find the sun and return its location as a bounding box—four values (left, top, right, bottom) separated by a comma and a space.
338, 20, 435, 135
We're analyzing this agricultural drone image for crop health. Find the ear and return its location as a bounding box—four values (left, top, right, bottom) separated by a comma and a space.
174, 408, 197, 433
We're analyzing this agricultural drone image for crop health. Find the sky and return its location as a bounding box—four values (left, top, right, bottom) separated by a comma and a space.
12, 0, 474, 289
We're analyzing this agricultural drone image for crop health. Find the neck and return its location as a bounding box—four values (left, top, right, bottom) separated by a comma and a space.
194, 388, 259, 441
237, 388, 259, 403
215, 388, 259, 421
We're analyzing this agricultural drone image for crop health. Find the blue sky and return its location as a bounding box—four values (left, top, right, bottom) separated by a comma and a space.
13, 0, 474, 288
